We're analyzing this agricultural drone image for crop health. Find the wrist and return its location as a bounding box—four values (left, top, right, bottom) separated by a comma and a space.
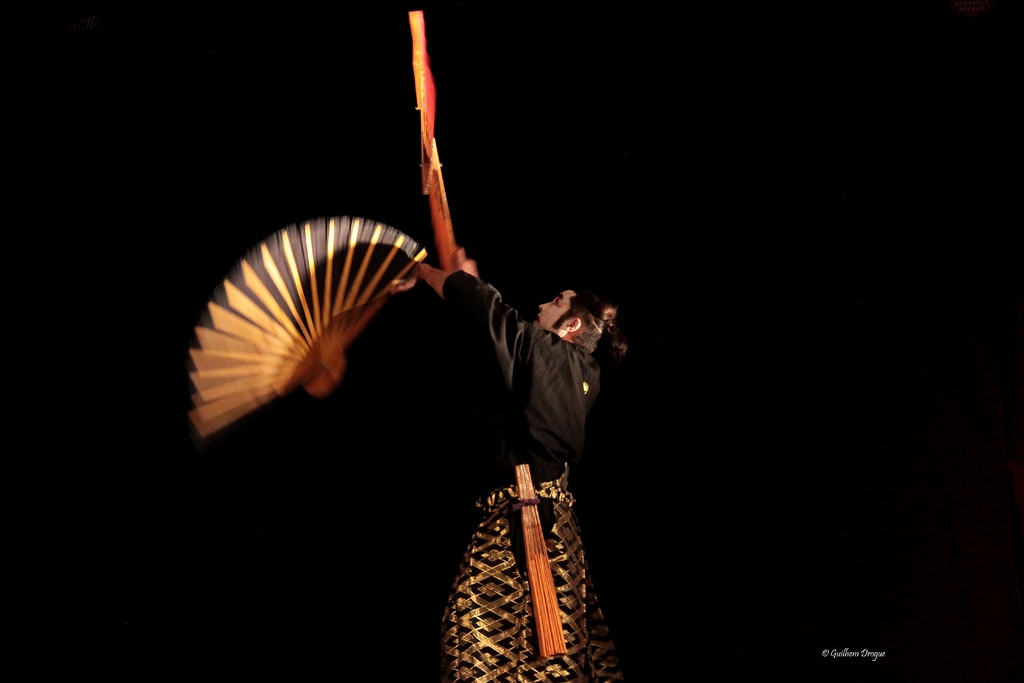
420, 263, 450, 298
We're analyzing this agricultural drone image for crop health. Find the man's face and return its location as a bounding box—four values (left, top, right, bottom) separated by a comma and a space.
534, 290, 577, 337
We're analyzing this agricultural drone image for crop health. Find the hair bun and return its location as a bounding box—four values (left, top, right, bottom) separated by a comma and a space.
567, 288, 627, 365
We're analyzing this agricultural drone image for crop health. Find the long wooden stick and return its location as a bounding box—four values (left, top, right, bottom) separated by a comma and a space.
426, 139, 457, 270
410, 11, 457, 271
409, 10, 434, 195
515, 464, 567, 658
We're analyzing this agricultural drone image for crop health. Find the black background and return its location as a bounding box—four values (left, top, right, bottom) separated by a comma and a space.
9, 1, 1022, 680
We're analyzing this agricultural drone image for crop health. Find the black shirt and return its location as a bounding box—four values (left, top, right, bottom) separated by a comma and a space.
443, 272, 601, 487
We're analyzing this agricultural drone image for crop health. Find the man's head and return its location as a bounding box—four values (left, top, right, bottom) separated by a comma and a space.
535, 288, 627, 363
533, 289, 601, 351
534, 290, 582, 337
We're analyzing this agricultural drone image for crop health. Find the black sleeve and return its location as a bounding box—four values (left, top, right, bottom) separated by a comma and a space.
442, 271, 529, 389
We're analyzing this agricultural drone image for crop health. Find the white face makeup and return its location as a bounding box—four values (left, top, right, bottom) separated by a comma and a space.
534, 290, 578, 337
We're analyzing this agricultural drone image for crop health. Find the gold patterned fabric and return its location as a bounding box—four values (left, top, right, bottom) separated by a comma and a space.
440, 468, 624, 682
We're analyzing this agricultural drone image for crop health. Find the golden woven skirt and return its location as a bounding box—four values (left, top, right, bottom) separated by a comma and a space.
440, 469, 624, 682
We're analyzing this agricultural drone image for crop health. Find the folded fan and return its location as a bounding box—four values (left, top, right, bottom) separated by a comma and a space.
409, 10, 457, 270
187, 216, 426, 438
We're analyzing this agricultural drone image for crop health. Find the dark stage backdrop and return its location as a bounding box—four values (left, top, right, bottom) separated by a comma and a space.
10, 2, 1022, 681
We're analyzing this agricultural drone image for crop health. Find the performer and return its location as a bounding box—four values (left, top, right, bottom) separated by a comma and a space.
417, 250, 626, 682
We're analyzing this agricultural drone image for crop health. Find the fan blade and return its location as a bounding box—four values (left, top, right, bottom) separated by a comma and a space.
343, 223, 382, 311
193, 327, 303, 361
240, 261, 309, 352
262, 243, 314, 346
208, 303, 296, 356
333, 218, 362, 316
189, 382, 279, 438
190, 366, 294, 403
355, 237, 403, 307
304, 223, 322, 335
282, 230, 319, 343
322, 218, 339, 327
190, 351, 291, 375
223, 280, 294, 348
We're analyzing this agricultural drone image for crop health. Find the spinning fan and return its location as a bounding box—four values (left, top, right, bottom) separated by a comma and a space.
187, 216, 426, 438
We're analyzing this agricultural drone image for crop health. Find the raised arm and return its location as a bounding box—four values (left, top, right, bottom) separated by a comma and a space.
418, 251, 530, 389
417, 247, 479, 299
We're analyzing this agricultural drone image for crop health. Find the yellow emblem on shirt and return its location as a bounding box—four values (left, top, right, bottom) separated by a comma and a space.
582, 381, 589, 395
